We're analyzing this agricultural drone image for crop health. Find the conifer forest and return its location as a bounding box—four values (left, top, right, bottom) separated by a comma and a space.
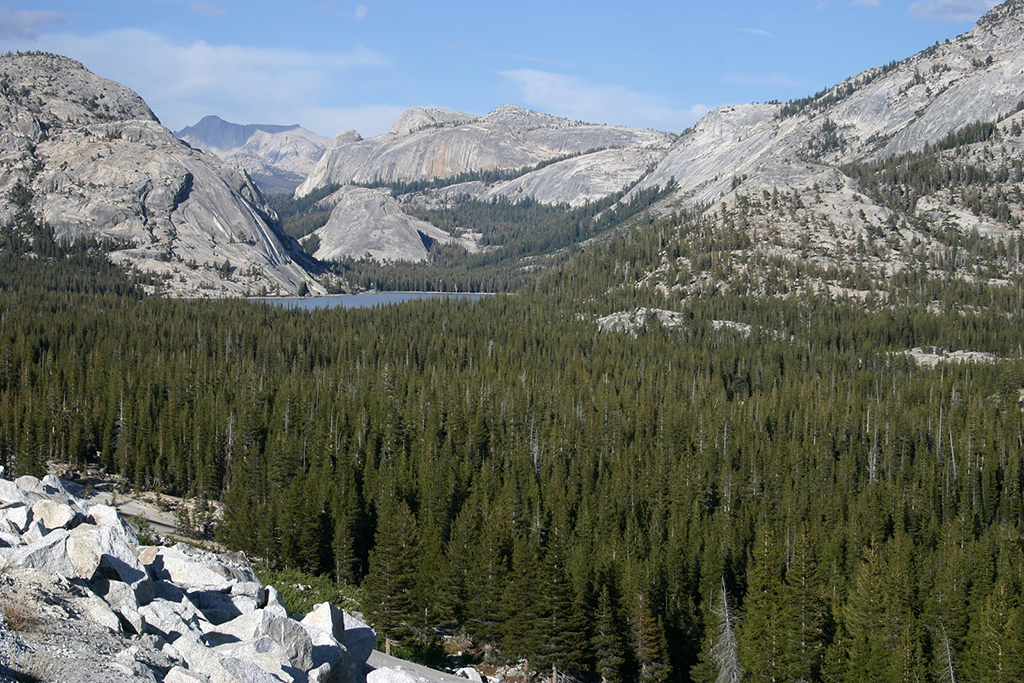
3, 190, 1024, 683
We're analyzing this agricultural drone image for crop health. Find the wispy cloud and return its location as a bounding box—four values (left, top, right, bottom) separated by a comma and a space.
500, 69, 710, 132
908, 0, 997, 21
0, 9, 71, 40
738, 28, 774, 37
188, 4, 227, 16
355, 5, 370, 19
17, 28, 393, 136
853, 0, 881, 7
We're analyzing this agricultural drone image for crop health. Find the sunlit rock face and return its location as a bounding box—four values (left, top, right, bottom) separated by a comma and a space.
0, 53, 321, 297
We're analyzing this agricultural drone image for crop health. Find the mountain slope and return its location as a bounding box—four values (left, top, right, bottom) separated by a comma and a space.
296, 104, 673, 202
307, 185, 481, 262
0, 53, 321, 297
642, 0, 1024, 202
177, 115, 331, 193
600, 0, 1024, 306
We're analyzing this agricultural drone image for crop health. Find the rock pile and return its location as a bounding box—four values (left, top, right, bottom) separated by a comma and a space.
0, 469, 375, 683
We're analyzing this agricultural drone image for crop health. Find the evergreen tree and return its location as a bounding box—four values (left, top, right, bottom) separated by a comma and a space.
738, 525, 786, 682
780, 526, 829, 682
633, 592, 670, 683
363, 499, 420, 647
592, 583, 626, 683
962, 580, 1023, 682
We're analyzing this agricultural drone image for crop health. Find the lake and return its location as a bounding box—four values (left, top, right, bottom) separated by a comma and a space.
267, 292, 491, 311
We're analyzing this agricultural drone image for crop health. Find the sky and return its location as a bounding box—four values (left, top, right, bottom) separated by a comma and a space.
0, 0, 1002, 139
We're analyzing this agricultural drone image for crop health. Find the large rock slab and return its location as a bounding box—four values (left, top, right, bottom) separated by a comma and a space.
302, 602, 345, 644
138, 543, 257, 591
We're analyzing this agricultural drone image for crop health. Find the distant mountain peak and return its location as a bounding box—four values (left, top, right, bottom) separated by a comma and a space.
176, 115, 332, 193
176, 116, 304, 153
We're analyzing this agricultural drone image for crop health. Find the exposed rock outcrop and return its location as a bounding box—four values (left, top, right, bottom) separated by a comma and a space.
0, 468, 373, 682
307, 186, 481, 263
295, 105, 673, 202
0, 53, 322, 298
177, 116, 331, 194
639, 0, 1024, 203
293, 104, 673, 262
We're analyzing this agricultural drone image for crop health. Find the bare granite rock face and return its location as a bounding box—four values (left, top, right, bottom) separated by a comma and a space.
295, 104, 673, 202
293, 104, 673, 262
0, 53, 321, 298
177, 116, 332, 194
309, 186, 481, 263
639, 0, 1024, 203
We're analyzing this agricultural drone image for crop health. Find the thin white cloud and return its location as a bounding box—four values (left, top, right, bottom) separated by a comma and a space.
0, 9, 71, 40
355, 5, 370, 19
908, 0, 997, 21
853, 0, 881, 6
738, 28, 774, 37
15, 28, 392, 136
500, 69, 709, 132
188, 4, 227, 16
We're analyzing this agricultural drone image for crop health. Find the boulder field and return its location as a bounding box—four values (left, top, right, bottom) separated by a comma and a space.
0, 469, 375, 683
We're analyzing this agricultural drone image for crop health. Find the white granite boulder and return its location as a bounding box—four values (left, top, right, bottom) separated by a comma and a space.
138, 543, 257, 591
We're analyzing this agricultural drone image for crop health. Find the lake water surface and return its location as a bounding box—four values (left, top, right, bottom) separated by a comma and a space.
268, 292, 490, 311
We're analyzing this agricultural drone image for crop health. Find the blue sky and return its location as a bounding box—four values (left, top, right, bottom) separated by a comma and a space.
0, 1, 999, 138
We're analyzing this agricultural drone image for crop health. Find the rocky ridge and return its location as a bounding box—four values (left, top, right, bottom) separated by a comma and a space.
297, 105, 672, 200
177, 117, 331, 194
639, 0, 1024, 202
0, 53, 322, 298
595, 0, 1024, 311
293, 104, 673, 262
0, 468, 376, 682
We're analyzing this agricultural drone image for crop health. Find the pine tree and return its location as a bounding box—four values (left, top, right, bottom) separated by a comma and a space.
530, 540, 589, 676
633, 592, 670, 683
962, 580, 1023, 683
779, 527, 828, 682
363, 499, 421, 647
592, 583, 626, 683
738, 525, 786, 682
501, 535, 542, 663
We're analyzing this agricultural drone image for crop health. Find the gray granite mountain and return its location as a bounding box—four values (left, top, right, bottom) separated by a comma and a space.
295, 104, 674, 262
0, 53, 321, 297
300, 1, 1024, 269
177, 116, 331, 194
298, 105, 673, 201
639, 0, 1024, 204
612, 0, 1024, 309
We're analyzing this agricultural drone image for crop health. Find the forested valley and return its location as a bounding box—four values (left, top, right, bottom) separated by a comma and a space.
3, 183, 1024, 683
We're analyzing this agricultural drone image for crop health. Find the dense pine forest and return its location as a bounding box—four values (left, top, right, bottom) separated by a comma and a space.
3, 186, 1024, 683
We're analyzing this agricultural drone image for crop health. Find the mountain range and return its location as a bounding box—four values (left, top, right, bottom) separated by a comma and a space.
3, 0, 1024, 296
